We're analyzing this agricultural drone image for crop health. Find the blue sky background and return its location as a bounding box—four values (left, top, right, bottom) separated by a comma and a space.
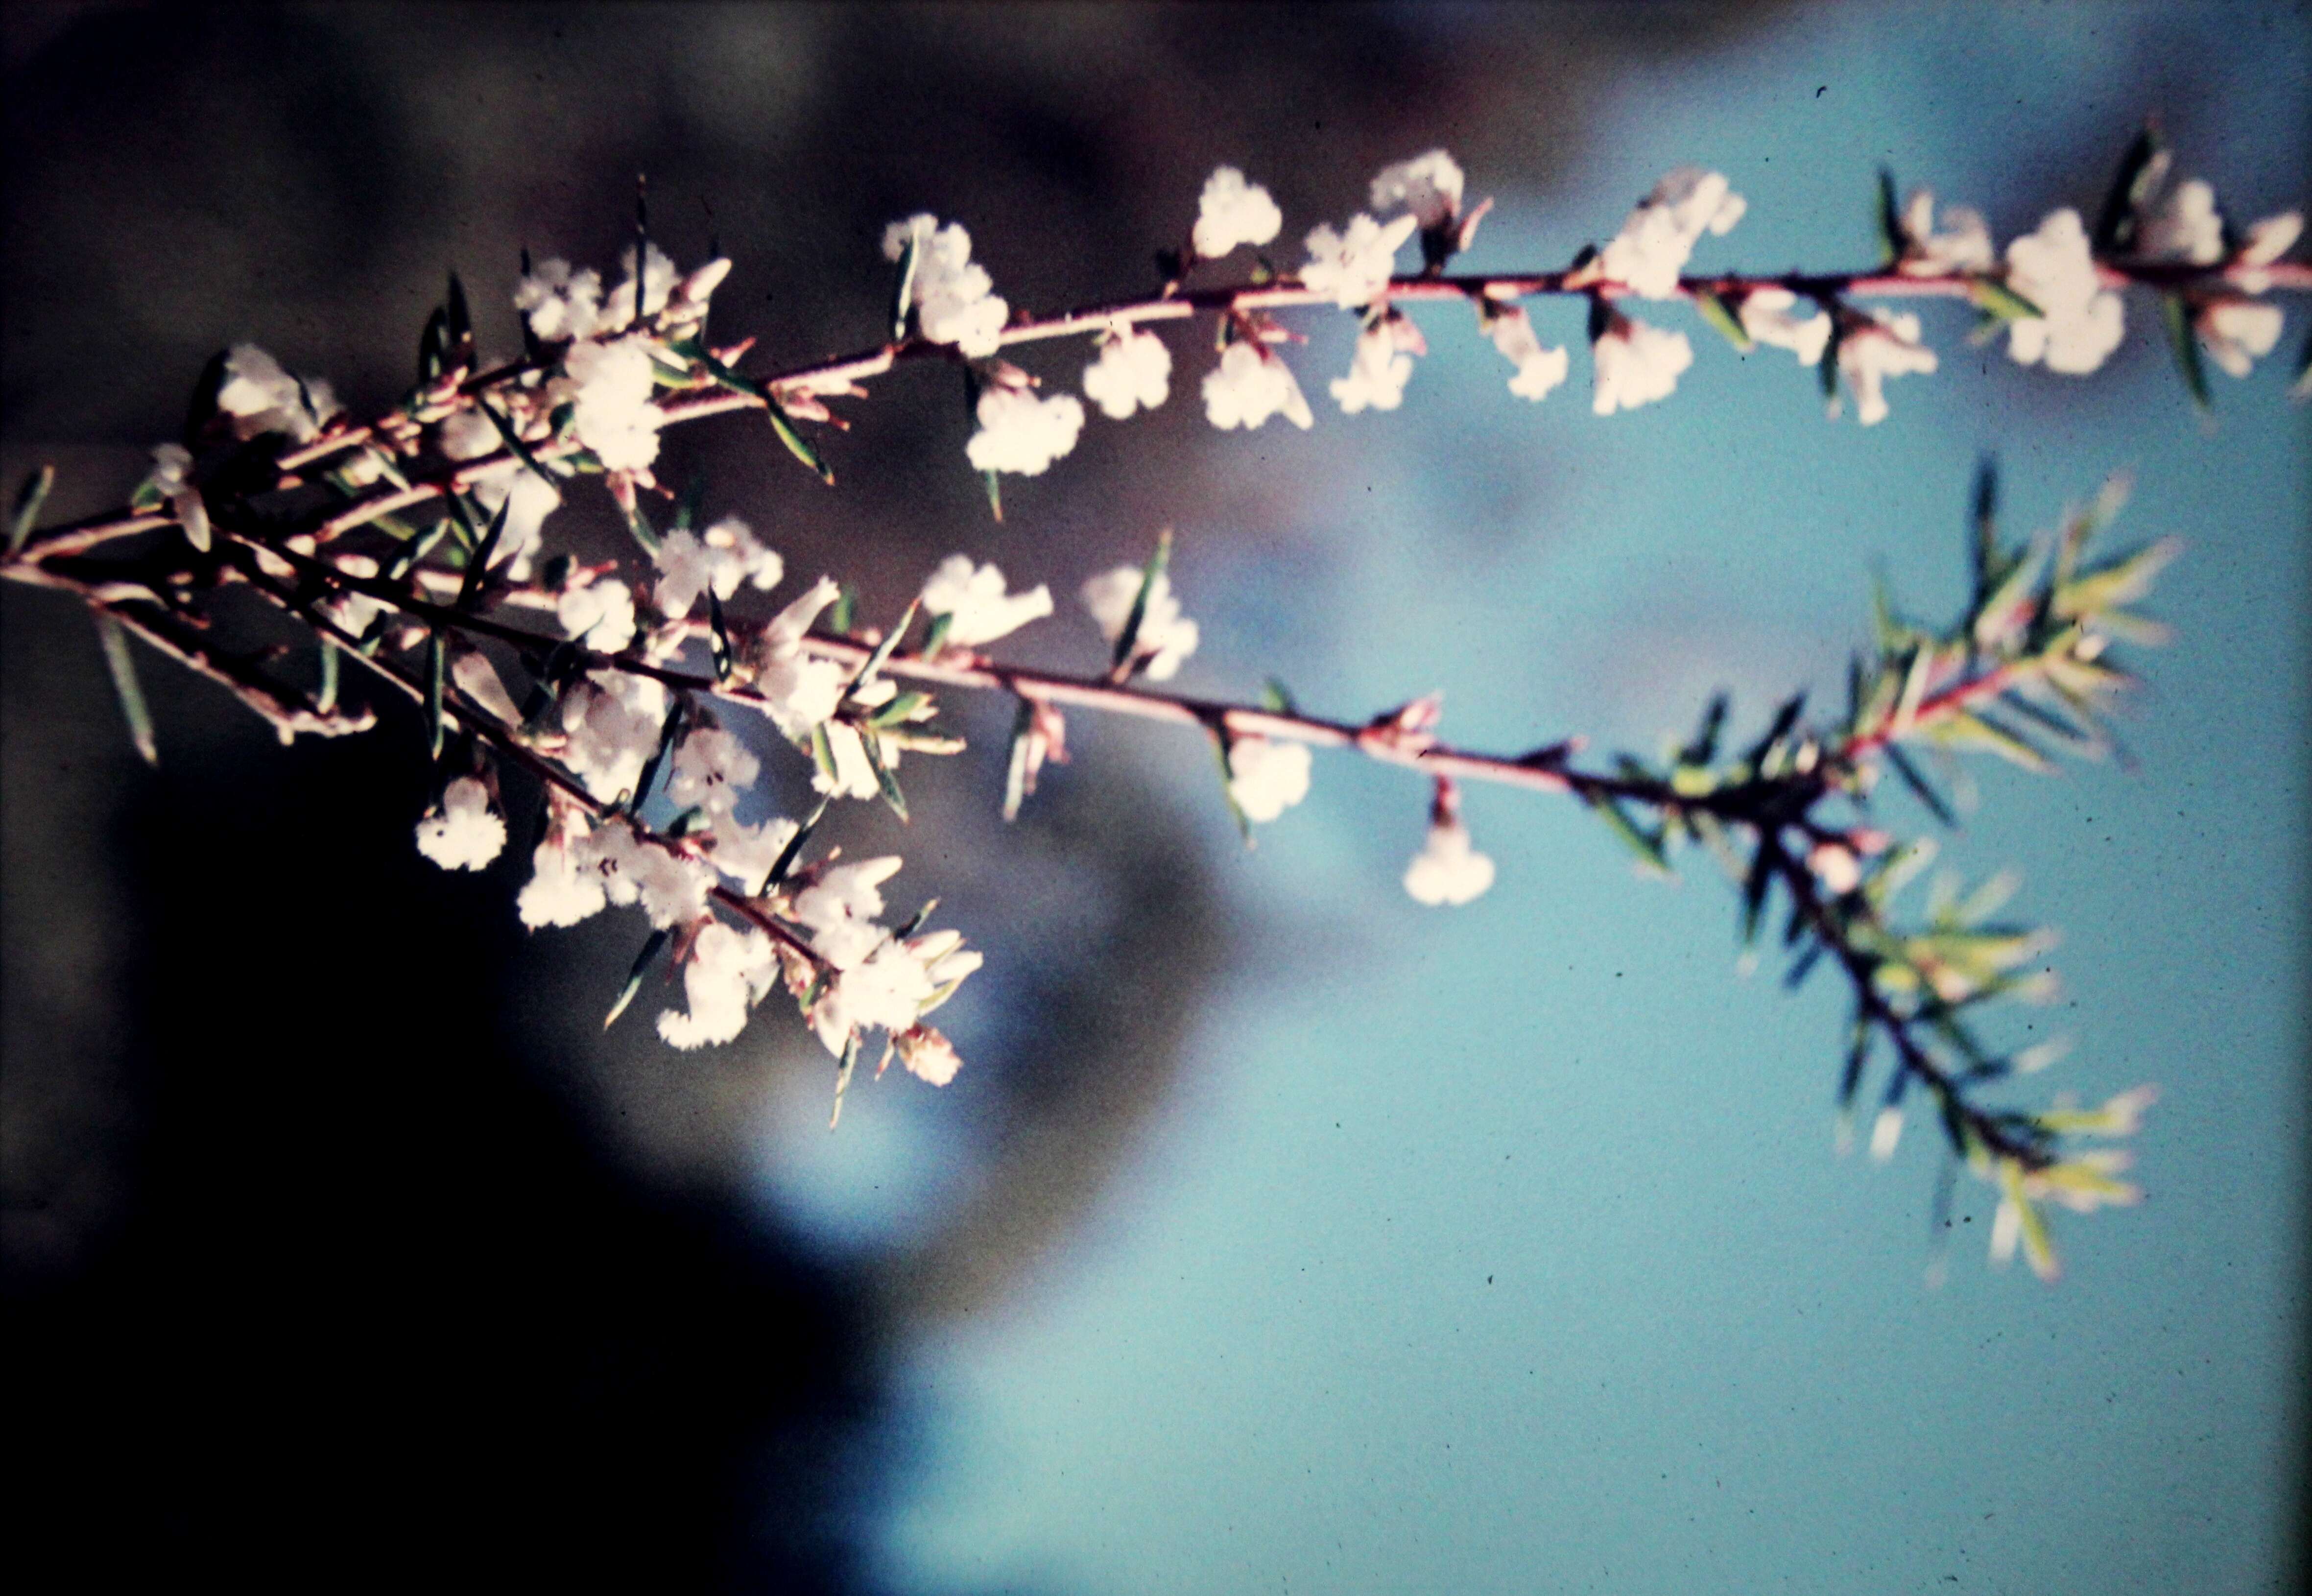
740, 6, 2306, 1591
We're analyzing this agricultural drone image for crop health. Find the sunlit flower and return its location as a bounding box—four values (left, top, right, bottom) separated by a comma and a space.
1300, 213, 1418, 309
884, 214, 1009, 357
1082, 322, 1173, 420
1369, 149, 1465, 231
1739, 287, 1833, 366
1227, 736, 1312, 823
1082, 565, 1199, 680
966, 385, 1086, 476
215, 343, 337, 444
575, 820, 714, 929
1404, 789, 1495, 906
514, 257, 604, 342
1483, 305, 1570, 401
1202, 340, 1314, 431
1191, 167, 1283, 260
2003, 209, 2125, 376
518, 832, 609, 929
558, 668, 668, 803
1330, 320, 1416, 414
558, 576, 638, 654
564, 334, 664, 471
658, 920, 778, 1049
1897, 190, 1994, 276
2235, 210, 2303, 294
414, 776, 506, 871
1599, 168, 1746, 299
1869, 1106, 1904, 1162
600, 241, 679, 331
1591, 313, 1693, 415
667, 724, 761, 817
2138, 178, 2224, 266
1835, 310, 1938, 426
749, 576, 849, 739
2195, 297, 2284, 378
144, 443, 210, 552
893, 1024, 963, 1086
653, 516, 784, 619
921, 554, 1053, 648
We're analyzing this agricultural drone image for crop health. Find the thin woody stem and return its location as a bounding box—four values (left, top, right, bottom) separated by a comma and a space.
10, 255, 2306, 566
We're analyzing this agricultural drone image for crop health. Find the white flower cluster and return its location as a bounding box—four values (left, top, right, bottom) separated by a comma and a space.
1483, 305, 1570, 402
885, 213, 1008, 357
1591, 314, 1693, 416
1192, 167, 1283, 261
2002, 210, 2126, 377
653, 515, 784, 619
514, 242, 721, 344
1202, 340, 1314, 431
1226, 737, 1312, 824
1082, 322, 1172, 420
1331, 318, 1419, 414
414, 776, 506, 871
1370, 149, 1465, 232
1404, 815, 1495, 906
1301, 213, 1419, 310
1835, 310, 1939, 426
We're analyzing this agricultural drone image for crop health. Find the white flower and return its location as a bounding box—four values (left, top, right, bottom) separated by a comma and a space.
1404, 818, 1495, 906
884, 214, 1009, 357
514, 258, 604, 342
893, 1024, 963, 1087
1201, 340, 1313, 431
462, 466, 560, 581
317, 552, 386, 639
1897, 190, 1994, 276
652, 516, 783, 619
1082, 566, 1198, 681
2138, 178, 2224, 266
921, 555, 1053, 647
2003, 209, 2126, 376
1599, 168, 1746, 299
2196, 297, 2284, 378
791, 856, 904, 942
2236, 211, 2303, 293
600, 241, 678, 331
667, 724, 761, 816
518, 833, 610, 929
1082, 323, 1172, 420
1868, 1106, 1904, 1162
749, 576, 849, 739
144, 442, 210, 551
1835, 310, 1938, 426
1226, 737, 1312, 824
1191, 167, 1283, 260
559, 577, 637, 654
575, 821, 714, 929
1483, 305, 1570, 401
966, 386, 1085, 476
1738, 287, 1833, 366
657, 921, 778, 1050
809, 929, 981, 1059
1590, 315, 1693, 415
559, 669, 668, 803
414, 777, 506, 872
215, 344, 336, 444
812, 719, 884, 801
1807, 841, 1862, 895
564, 335, 664, 472
449, 648, 523, 727
1369, 150, 1465, 230
1330, 320, 1416, 414
707, 815, 800, 894
1300, 213, 1418, 309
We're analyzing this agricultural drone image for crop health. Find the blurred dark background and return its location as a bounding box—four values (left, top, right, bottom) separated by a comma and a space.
0, 3, 1804, 1588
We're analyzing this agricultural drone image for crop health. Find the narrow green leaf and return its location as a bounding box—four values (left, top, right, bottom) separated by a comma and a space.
1783, 940, 1825, 991
1836, 1013, 1872, 1110
1213, 735, 1254, 847
1001, 697, 1035, 823
445, 272, 474, 368
1591, 795, 1671, 878
94, 612, 158, 766
622, 494, 661, 558
1739, 840, 1776, 946
1966, 278, 2045, 323
1692, 288, 1754, 353
1261, 676, 1301, 716
426, 632, 448, 760
2158, 292, 2212, 415
455, 494, 512, 611
889, 227, 922, 341
627, 696, 686, 816
980, 467, 1003, 523
474, 396, 559, 489
417, 305, 449, 384
828, 585, 857, 637
707, 589, 734, 681
920, 610, 954, 658
1112, 529, 1173, 676
830, 1031, 860, 1129
808, 720, 839, 786
1683, 691, 1729, 766
604, 927, 670, 1029
868, 691, 930, 728
845, 597, 922, 700
859, 730, 910, 823
1741, 691, 1808, 769
1883, 742, 1956, 827
1875, 167, 1904, 265
2092, 122, 2166, 255
317, 635, 340, 715
767, 397, 836, 485
9, 464, 55, 555
2290, 323, 2312, 404
761, 795, 831, 893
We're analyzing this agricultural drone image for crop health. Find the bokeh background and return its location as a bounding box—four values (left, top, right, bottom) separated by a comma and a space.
3, 3, 2305, 1591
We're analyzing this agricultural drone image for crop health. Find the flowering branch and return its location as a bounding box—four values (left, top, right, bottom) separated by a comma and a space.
3, 123, 2292, 1276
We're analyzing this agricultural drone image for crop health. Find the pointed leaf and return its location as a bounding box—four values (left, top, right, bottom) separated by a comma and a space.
9, 464, 55, 555
94, 612, 158, 767
2159, 292, 2212, 415
604, 927, 671, 1029
1692, 289, 1754, 353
